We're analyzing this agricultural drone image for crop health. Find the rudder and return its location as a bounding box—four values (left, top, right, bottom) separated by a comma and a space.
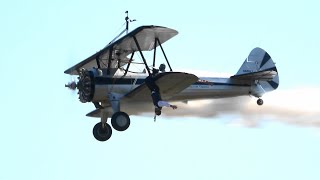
236, 47, 276, 76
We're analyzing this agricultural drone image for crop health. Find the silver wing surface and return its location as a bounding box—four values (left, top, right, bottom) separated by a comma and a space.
64, 26, 178, 75
124, 72, 199, 101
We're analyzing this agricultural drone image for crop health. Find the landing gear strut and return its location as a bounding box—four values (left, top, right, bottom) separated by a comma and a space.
257, 98, 263, 106
90, 93, 130, 140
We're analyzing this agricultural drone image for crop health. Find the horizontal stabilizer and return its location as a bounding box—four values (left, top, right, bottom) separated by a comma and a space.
231, 68, 278, 81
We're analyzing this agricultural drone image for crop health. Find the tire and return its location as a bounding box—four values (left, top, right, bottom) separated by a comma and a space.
111, 112, 130, 131
257, 99, 263, 106
93, 122, 112, 141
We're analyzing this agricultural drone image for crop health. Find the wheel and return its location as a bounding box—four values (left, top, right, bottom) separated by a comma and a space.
257, 98, 263, 106
111, 111, 130, 131
93, 122, 112, 141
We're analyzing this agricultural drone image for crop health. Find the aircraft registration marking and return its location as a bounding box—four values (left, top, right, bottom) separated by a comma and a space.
191, 85, 212, 89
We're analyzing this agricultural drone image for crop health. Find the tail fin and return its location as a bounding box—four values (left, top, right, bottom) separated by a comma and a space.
232, 47, 279, 96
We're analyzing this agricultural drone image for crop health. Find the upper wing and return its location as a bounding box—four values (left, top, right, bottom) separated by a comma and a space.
64, 26, 178, 75
124, 72, 198, 101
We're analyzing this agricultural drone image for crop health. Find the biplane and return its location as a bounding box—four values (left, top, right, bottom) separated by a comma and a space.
65, 14, 279, 141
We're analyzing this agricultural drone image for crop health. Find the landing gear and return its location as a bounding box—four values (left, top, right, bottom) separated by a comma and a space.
92, 111, 130, 141
92, 94, 130, 141
111, 111, 130, 131
93, 122, 112, 141
257, 98, 263, 106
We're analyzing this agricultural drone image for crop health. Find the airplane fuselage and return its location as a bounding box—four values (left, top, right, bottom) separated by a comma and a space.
172, 77, 251, 101
90, 74, 252, 103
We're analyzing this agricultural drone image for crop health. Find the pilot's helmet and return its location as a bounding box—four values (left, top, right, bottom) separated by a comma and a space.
159, 64, 166, 72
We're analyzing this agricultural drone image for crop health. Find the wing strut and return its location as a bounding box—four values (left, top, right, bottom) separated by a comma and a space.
123, 52, 135, 76
153, 38, 157, 68
107, 46, 114, 75
95, 53, 101, 68
156, 38, 173, 71
133, 36, 151, 75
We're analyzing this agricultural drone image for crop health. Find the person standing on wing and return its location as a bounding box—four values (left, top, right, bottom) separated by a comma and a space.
145, 68, 178, 116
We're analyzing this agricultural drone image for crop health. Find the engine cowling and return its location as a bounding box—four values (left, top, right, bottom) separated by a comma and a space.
77, 69, 95, 103
76, 68, 135, 103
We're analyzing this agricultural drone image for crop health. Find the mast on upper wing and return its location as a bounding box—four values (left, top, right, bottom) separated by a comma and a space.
108, 11, 136, 45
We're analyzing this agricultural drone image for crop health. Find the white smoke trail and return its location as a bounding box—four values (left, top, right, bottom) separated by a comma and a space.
158, 87, 320, 128
121, 68, 320, 128
242, 87, 320, 128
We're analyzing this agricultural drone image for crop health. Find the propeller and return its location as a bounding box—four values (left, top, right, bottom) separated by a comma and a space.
65, 76, 79, 101
65, 79, 77, 90
65, 68, 94, 103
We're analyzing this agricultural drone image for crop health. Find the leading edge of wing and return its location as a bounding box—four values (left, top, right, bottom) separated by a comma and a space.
64, 26, 178, 75
124, 72, 198, 101
86, 108, 101, 118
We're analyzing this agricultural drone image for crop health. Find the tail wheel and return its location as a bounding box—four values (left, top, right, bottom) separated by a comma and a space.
111, 112, 130, 131
93, 122, 112, 141
257, 98, 263, 106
